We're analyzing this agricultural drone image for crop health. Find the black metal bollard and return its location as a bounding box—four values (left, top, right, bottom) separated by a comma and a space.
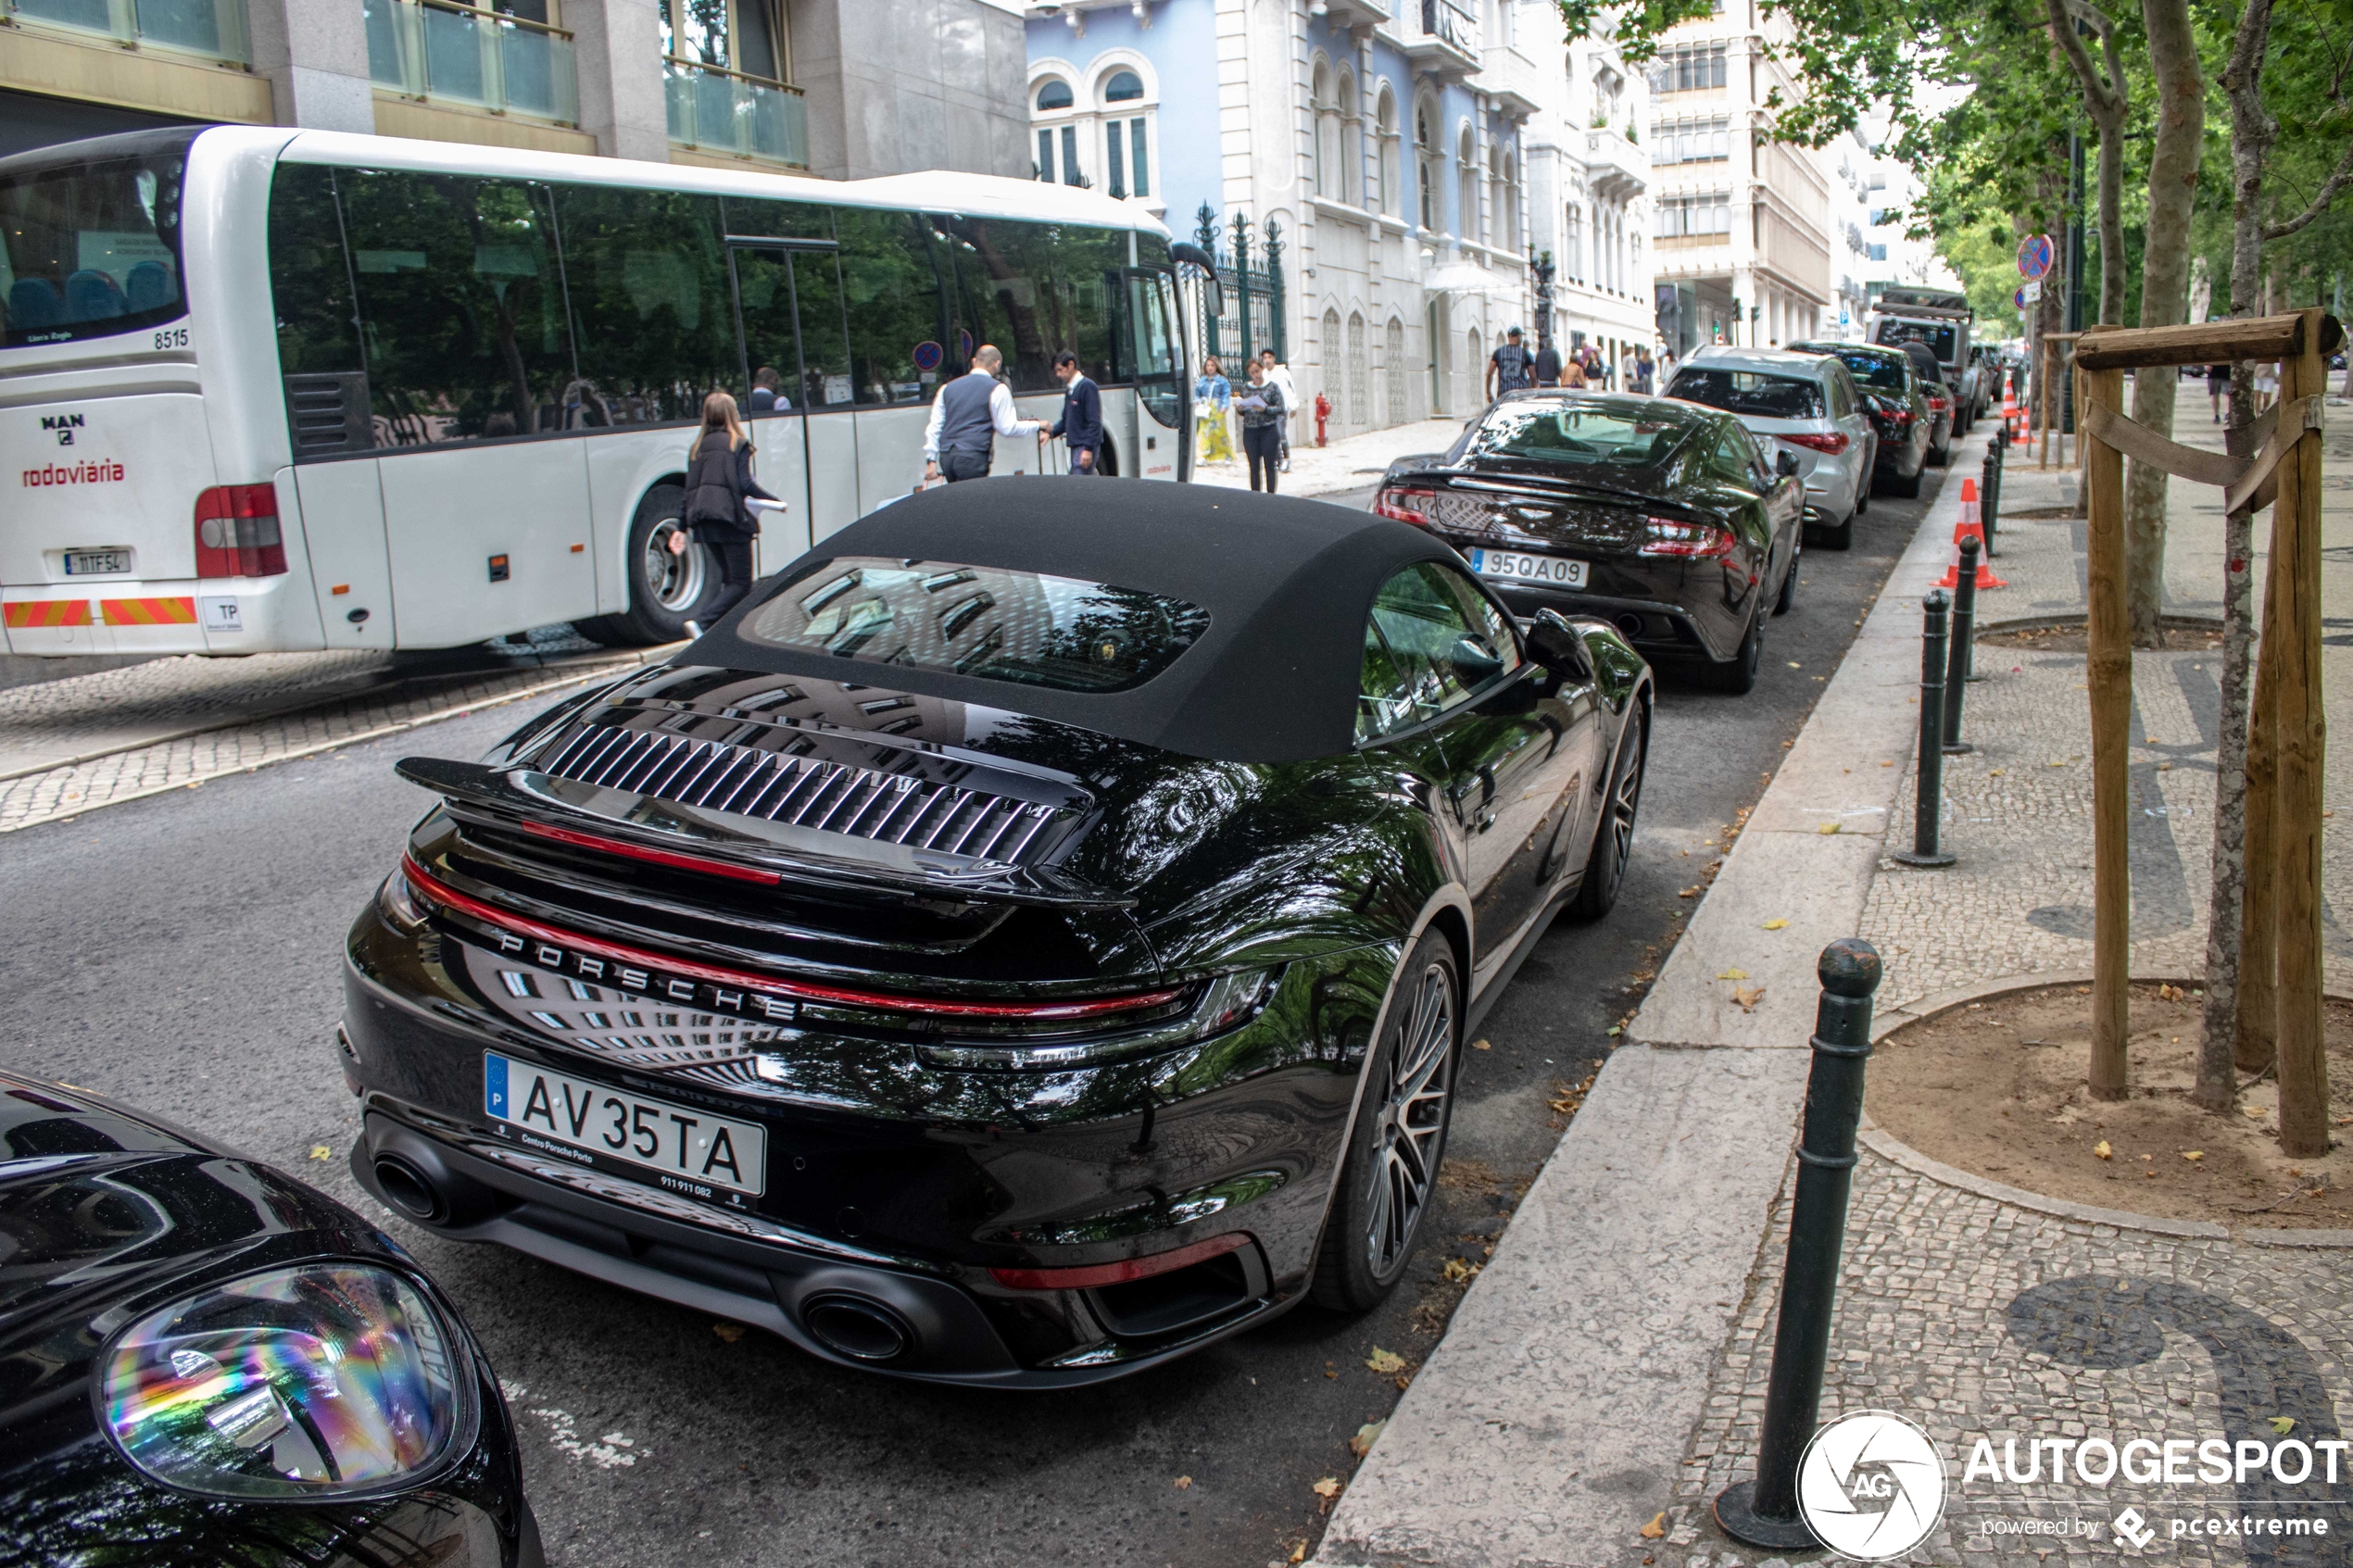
1944, 538, 1982, 734
1980, 445, 2000, 558
1713, 938, 1887, 1551
1892, 591, 1957, 867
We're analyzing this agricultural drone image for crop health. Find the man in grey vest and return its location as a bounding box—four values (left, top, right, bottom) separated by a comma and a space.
923, 345, 1043, 484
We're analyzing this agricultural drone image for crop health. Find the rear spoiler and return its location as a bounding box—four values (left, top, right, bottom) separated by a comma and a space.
395, 757, 1135, 912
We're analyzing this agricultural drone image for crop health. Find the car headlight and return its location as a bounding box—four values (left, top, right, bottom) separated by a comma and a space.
100, 1263, 471, 1500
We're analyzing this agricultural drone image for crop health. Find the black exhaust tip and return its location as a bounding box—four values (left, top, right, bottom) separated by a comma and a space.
801, 1295, 914, 1363
1614, 614, 1642, 639
372, 1154, 447, 1224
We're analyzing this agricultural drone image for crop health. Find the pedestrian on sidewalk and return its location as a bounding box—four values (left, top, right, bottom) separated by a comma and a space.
1237, 358, 1287, 493
1195, 355, 1235, 465
1258, 347, 1298, 471
1045, 351, 1102, 474
1486, 326, 1534, 401
678, 390, 783, 635
1618, 343, 1641, 394
1636, 346, 1655, 394
1532, 336, 1564, 388
922, 345, 1043, 485
2207, 361, 2230, 424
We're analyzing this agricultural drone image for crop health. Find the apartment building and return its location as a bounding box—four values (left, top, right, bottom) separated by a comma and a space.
1523, 31, 1649, 377
1027, 0, 1540, 433
1644, 1, 1830, 357
0, 0, 1032, 182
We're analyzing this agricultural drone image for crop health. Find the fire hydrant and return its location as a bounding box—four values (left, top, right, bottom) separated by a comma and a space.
1314, 390, 1331, 447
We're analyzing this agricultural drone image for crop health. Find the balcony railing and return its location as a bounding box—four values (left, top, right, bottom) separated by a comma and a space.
664, 56, 807, 169
2, 0, 248, 62
365, 0, 579, 126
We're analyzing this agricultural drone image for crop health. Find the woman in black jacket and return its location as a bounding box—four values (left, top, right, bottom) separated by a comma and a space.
677, 391, 784, 633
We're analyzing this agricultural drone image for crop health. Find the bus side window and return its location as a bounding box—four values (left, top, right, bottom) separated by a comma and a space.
722, 195, 831, 243
788, 249, 855, 410
338, 170, 573, 445
554, 184, 733, 428
267, 164, 373, 456
836, 208, 946, 408
937, 215, 1053, 393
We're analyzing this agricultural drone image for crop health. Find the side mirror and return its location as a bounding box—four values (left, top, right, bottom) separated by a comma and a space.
1526, 608, 1593, 681
1776, 448, 1800, 478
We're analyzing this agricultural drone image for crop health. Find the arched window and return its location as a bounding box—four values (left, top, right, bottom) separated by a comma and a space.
1376, 88, 1399, 217
1035, 79, 1072, 111
1415, 99, 1438, 232
1346, 311, 1367, 427
1338, 71, 1362, 207
1502, 150, 1518, 253
1323, 307, 1342, 412
1055, 59, 1155, 204
1104, 70, 1143, 103
1312, 64, 1331, 197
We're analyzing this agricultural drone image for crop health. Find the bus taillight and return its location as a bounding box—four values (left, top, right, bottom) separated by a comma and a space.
195, 484, 287, 578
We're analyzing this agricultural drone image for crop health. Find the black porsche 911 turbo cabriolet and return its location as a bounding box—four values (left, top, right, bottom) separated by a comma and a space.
0, 1073, 539, 1567
338, 483, 1651, 1387
1375, 390, 1805, 693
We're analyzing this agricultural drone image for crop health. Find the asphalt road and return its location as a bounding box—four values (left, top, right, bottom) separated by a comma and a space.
0, 461, 1943, 1568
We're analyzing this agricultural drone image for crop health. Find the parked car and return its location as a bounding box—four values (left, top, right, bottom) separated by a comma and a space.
342, 483, 1653, 1386
1787, 340, 1931, 499
1663, 346, 1874, 550
1894, 340, 1957, 466
1868, 285, 1976, 425
1378, 389, 1801, 690
0, 1073, 539, 1566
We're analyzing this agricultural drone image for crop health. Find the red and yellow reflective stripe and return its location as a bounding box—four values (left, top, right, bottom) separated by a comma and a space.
101, 596, 197, 626
3, 599, 94, 628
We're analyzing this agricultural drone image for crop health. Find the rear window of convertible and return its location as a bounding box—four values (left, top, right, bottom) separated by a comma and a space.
740, 557, 1210, 694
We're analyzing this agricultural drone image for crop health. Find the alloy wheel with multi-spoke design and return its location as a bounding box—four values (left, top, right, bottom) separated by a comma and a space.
1363, 960, 1456, 1280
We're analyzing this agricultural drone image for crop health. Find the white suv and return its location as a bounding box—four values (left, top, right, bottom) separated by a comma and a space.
1664, 347, 1877, 549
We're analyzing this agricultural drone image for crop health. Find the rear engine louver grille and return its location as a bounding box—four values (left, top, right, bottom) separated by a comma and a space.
283, 371, 374, 455
535, 727, 1068, 867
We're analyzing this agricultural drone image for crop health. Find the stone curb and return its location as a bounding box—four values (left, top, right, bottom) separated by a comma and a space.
1859, 969, 2353, 1248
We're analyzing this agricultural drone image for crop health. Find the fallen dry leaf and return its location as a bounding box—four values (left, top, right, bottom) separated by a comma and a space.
2183, 1150, 2205, 1162
1351, 1421, 1386, 1458
1639, 1512, 1667, 1540
308, 1145, 333, 1161
2272, 1417, 2297, 1436
712, 1323, 746, 1343
1761, 919, 1789, 930
2094, 1140, 2113, 1160
1471, 1037, 1492, 1050
1312, 1477, 1343, 1500
1717, 968, 1749, 981
1730, 985, 1766, 1013
1441, 1258, 1481, 1283
1817, 822, 1841, 834
1174, 1475, 1192, 1489
1365, 1348, 1406, 1375
1881, 759, 1894, 767
1393, 1372, 1413, 1391
2158, 983, 2185, 1003
1989, 768, 2006, 776
2246, 1106, 2267, 1119
1604, 1023, 1623, 1037
1290, 1543, 1308, 1564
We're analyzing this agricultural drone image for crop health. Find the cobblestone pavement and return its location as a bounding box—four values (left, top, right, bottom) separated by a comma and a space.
0, 626, 668, 834
1658, 1159, 2353, 1568
1653, 403, 2353, 1568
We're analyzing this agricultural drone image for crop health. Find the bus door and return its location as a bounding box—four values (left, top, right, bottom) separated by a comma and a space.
1121, 269, 1185, 481
729, 243, 858, 564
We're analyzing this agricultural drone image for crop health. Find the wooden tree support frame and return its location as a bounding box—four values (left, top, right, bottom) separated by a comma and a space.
2076, 308, 2346, 1155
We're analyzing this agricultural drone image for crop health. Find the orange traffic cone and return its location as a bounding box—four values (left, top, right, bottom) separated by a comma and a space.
2001, 384, 2021, 438
1934, 482, 2009, 588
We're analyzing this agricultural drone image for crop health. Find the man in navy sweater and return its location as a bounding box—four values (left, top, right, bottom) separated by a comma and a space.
1046, 351, 1103, 474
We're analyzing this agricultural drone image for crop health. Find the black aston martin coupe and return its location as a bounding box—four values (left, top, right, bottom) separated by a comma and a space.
0, 1073, 538, 1566
1376, 390, 1804, 693
339, 483, 1650, 1386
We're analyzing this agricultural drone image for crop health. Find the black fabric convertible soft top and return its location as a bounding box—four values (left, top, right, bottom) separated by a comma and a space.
688, 479, 1461, 764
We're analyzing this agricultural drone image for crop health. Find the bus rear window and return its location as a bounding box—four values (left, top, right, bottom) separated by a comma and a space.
0, 139, 189, 348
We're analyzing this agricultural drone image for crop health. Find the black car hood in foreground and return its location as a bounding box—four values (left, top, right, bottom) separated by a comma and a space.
0, 1075, 534, 1566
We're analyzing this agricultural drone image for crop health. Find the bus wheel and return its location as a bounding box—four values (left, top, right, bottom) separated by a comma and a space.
576, 483, 709, 646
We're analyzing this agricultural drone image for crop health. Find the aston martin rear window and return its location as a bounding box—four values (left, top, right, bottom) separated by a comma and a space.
1667, 370, 1827, 420
742, 558, 1211, 694
1454, 399, 1697, 468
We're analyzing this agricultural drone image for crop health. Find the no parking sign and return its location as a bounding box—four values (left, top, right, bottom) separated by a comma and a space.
2018, 233, 2055, 282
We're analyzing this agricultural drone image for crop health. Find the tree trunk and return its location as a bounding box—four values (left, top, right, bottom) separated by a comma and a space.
2195, 499, 2254, 1110
2120, 0, 2205, 650
2045, 0, 2130, 327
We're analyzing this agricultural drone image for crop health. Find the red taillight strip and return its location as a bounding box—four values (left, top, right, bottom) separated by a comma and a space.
518, 820, 782, 885
399, 855, 1184, 1021
988, 1232, 1251, 1292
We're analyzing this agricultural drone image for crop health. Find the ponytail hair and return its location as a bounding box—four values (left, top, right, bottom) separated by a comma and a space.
699, 390, 749, 454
